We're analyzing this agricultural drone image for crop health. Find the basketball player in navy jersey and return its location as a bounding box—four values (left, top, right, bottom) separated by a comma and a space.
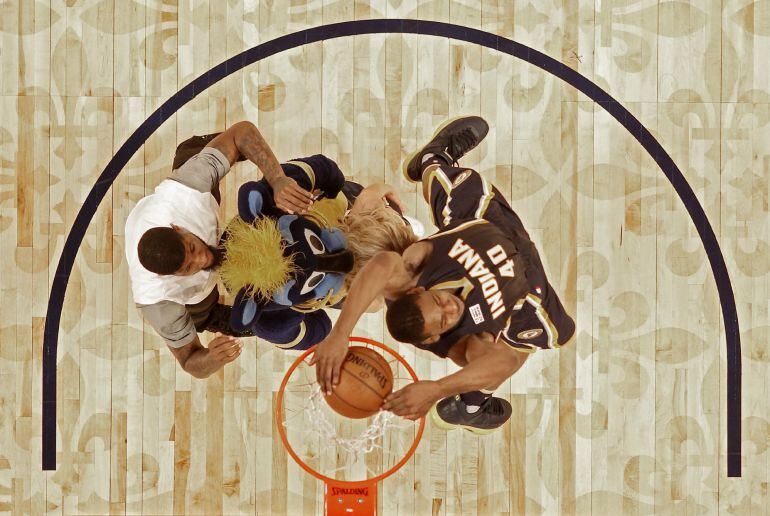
312, 116, 574, 434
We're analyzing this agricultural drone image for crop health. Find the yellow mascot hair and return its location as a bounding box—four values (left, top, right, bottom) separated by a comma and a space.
218, 217, 297, 301
303, 194, 348, 228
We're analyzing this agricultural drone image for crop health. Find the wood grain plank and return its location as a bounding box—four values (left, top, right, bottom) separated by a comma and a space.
113, 0, 145, 97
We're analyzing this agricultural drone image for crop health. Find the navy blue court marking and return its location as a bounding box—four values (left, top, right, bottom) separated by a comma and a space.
42, 19, 742, 476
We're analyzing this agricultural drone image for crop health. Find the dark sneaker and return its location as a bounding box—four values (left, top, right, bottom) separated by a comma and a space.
402, 116, 489, 183
429, 394, 512, 435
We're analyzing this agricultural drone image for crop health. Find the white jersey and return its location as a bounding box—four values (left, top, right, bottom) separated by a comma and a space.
125, 167, 222, 305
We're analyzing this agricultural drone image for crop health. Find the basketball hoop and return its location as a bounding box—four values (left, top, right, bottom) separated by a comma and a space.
276, 337, 425, 515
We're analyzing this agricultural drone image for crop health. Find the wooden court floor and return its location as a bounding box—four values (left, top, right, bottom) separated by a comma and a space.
1, 1, 769, 514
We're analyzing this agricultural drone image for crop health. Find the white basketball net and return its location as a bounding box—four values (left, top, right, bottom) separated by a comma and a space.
300, 384, 399, 462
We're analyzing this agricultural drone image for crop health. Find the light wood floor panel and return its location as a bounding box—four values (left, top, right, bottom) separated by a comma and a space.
1, 1, 769, 514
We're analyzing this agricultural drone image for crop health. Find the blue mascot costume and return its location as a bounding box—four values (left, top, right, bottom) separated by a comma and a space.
219, 157, 356, 350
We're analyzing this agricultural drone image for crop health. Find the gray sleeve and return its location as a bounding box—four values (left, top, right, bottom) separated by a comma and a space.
137, 300, 198, 348
168, 147, 231, 194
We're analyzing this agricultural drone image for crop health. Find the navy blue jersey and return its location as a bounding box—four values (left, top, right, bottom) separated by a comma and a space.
414, 163, 576, 356
413, 219, 529, 357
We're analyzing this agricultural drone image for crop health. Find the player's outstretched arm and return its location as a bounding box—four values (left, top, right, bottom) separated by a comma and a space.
207, 121, 313, 214
437, 334, 529, 395
383, 333, 529, 419
311, 251, 410, 394
167, 333, 243, 379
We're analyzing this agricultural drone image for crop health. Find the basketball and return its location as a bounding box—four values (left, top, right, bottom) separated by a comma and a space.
324, 346, 394, 419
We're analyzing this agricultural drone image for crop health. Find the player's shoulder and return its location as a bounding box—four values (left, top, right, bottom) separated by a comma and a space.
456, 331, 495, 348
402, 240, 432, 272
179, 146, 229, 172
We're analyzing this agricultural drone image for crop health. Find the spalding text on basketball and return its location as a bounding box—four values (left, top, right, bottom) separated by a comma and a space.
345, 354, 388, 389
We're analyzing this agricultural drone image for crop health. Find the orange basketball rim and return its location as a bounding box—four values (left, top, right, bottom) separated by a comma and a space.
276, 337, 426, 515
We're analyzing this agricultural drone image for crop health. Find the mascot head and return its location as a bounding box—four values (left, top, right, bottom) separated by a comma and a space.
219, 181, 353, 332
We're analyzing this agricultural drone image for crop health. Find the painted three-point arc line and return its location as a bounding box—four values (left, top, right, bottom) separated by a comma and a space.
41, 19, 742, 477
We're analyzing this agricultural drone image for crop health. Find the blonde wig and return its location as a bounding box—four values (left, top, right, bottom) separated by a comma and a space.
337, 206, 418, 292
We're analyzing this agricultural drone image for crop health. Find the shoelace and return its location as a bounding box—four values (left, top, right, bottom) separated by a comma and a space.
483, 398, 506, 416
448, 128, 479, 160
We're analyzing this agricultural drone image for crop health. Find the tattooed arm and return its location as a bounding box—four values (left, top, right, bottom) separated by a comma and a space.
208, 121, 314, 213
